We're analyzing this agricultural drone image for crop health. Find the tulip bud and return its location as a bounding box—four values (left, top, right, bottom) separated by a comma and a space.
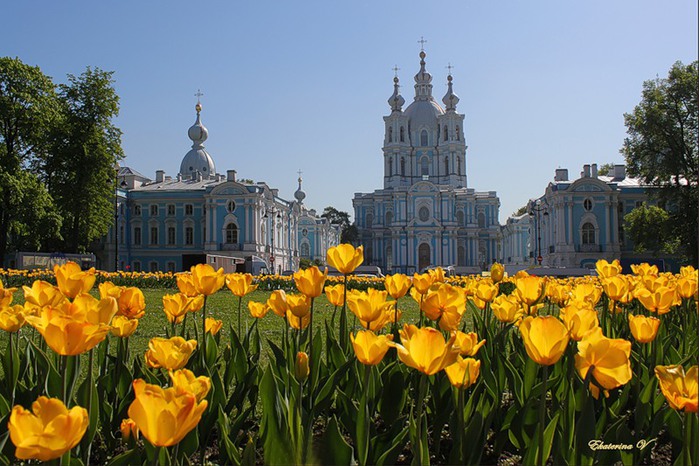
295, 352, 309, 382
490, 262, 505, 283
120, 418, 139, 442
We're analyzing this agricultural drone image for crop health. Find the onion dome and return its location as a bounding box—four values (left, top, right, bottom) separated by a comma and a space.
294, 176, 306, 204
442, 74, 460, 112
404, 50, 444, 127
179, 102, 216, 179
388, 76, 405, 113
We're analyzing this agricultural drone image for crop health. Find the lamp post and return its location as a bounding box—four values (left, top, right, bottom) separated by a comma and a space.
529, 199, 548, 265
263, 207, 281, 274
113, 169, 127, 272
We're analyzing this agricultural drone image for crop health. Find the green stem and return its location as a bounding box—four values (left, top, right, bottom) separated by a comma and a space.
538, 364, 548, 466
457, 387, 465, 463
359, 364, 372, 466
8, 332, 14, 406
340, 274, 348, 350
684, 410, 692, 466
414, 374, 429, 466
83, 349, 94, 465
181, 312, 188, 338
309, 297, 315, 408
201, 295, 208, 366
237, 295, 242, 337
61, 355, 68, 405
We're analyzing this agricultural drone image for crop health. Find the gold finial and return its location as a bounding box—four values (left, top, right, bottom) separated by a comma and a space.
418, 36, 427, 52
194, 89, 204, 113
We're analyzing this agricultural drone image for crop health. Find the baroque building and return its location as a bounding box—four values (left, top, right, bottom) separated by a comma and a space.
353, 50, 501, 274
100, 102, 339, 273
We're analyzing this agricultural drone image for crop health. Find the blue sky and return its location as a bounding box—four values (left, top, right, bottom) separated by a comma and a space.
4, 1, 697, 222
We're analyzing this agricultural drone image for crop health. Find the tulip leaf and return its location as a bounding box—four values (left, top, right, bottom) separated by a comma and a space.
259, 367, 294, 465
178, 428, 199, 459
314, 359, 353, 413
378, 364, 408, 425
0, 394, 8, 418
375, 420, 409, 466
241, 435, 257, 466
106, 449, 141, 466
317, 415, 353, 466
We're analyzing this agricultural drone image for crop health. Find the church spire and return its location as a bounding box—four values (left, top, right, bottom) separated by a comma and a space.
388, 67, 405, 113
413, 46, 433, 101
442, 66, 460, 112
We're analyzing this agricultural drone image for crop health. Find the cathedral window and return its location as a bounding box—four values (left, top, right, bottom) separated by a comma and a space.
400, 157, 406, 176
444, 126, 448, 141
457, 156, 462, 174
134, 205, 142, 216
185, 204, 193, 216
385, 211, 393, 226
420, 130, 428, 146
456, 211, 465, 226
227, 200, 236, 213
400, 127, 405, 142
478, 212, 486, 228
388, 157, 393, 175
457, 245, 466, 266
388, 127, 393, 143
167, 226, 176, 245
226, 223, 238, 244
185, 227, 194, 245
300, 242, 310, 258
420, 158, 429, 176
444, 157, 449, 175
150, 226, 158, 245
366, 213, 374, 227
456, 126, 460, 141
418, 206, 429, 222
167, 204, 175, 216
150, 205, 159, 216
133, 227, 142, 246
582, 223, 596, 244
584, 198, 593, 211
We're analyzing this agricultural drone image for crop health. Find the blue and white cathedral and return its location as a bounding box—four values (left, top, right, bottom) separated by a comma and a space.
353, 50, 501, 274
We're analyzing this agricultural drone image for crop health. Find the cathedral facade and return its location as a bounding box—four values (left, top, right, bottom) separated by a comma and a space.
100, 102, 339, 273
353, 50, 501, 274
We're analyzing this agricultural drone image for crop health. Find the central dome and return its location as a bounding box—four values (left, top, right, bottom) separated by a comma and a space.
404, 99, 444, 128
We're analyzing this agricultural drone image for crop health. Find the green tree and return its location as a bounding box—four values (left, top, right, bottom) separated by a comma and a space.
45, 67, 124, 253
0, 57, 61, 263
321, 206, 359, 244
597, 163, 614, 176
622, 60, 698, 263
624, 203, 676, 256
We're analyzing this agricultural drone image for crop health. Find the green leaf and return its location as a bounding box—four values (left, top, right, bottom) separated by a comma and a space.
378, 364, 408, 425
241, 435, 257, 466
317, 415, 353, 466
106, 449, 141, 466
259, 367, 294, 465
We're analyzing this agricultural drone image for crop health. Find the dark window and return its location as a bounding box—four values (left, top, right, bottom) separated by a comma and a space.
388, 127, 393, 142
134, 227, 141, 246
420, 130, 428, 146
185, 227, 194, 245
150, 227, 158, 245
400, 158, 406, 176
582, 223, 596, 244
167, 204, 175, 216
444, 157, 449, 175
421, 158, 429, 176
133, 261, 141, 272
167, 226, 176, 245
149, 261, 158, 272
150, 205, 158, 216
185, 204, 193, 215
134, 205, 141, 216
226, 223, 238, 244
400, 127, 405, 142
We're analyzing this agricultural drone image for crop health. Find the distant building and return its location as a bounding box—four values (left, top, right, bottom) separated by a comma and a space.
353, 50, 501, 274
98, 102, 339, 273
504, 163, 675, 271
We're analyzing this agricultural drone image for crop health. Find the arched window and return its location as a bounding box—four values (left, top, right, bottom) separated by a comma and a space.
400, 127, 405, 142
444, 126, 449, 141
226, 223, 238, 244
444, 157, 449, 175
420, 130, 428, 146
457, 156, 462, 174
455, 126, 460, 141
478, 212, 486, 228
421, 157, 429, 176
388, 127, 393, 143
400, 157, 406, 176
582, 222, 596, 244
300, 242, 310, 258
457, 245, 466, 266
388, 157, 393, 175
456, 211, 465, 226
385, 211, 393, 226
366, 213, 373, 227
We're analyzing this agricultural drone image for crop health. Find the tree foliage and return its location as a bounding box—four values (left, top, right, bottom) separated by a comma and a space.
321, 206, 359, 244
597, 163, 614, 176
622, 60, 698, 263
624, 203, 675, 256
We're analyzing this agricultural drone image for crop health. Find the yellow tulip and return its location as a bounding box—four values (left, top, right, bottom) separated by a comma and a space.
295, 352, 310, 381
570, 283, 602, 307
575, 327, 632, 399
286, 310, 311, 329
453, 331, 486, 357
110, 315, 139, 338
394, 324, 460, 375
54, 261, 96, 299
176, 273, 199, 297
326, 243, 364, 275
205, 317, 223, 335
560, 304, 599, 341
635, 286, 675, 314
128, 379, 207, 447
293, 266, 327, 298
679, 265, 697, 277
519, 316, 569, 366
472, 279, 499, 310
385, 273, 411, 300
347, 288, 391, 325
421, 283, 465, 321
24, 298, 115, 355
190, 264, 225, 296
490, 262, 505, 283
170, 369, 211, 402
547, 282, 571, 307
266, 289, 289, 317
324, 284, 345, 307
654, 365, 698, 413
491, 294, 523, 323
0, 304, 25, 333
631, 263, 658, 277
248, 301, 270, 319
676, 276, 698, 300
120, 418, 139, 442
117, 287, 146, 319
226, 273, 258, 297
595, 259, 622, 279
0, 279, 17, 307
22, 280, 65, 309
162, 293, 191, 324
359, 304, 399, 332
351, 330, 394, 365
602, 275, 633, 304
412, 272, 435, 295
8, 396, 88, 461
286, 293, 311, 318
144, 337, 197, 370
628, 314, 660, 343
514, 275, 546, 307
427, 267, 446, 284
445, 357, 481, 389
99, 281, 123, 299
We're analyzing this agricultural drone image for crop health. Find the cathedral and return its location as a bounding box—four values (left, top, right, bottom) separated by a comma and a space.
353, 49, 501, 274
100, 101, 340, 273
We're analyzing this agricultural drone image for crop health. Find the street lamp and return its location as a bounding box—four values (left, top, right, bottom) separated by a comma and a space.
113, 169, 127, 272
529, 199, 549, 265
263, 207, 281, 274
